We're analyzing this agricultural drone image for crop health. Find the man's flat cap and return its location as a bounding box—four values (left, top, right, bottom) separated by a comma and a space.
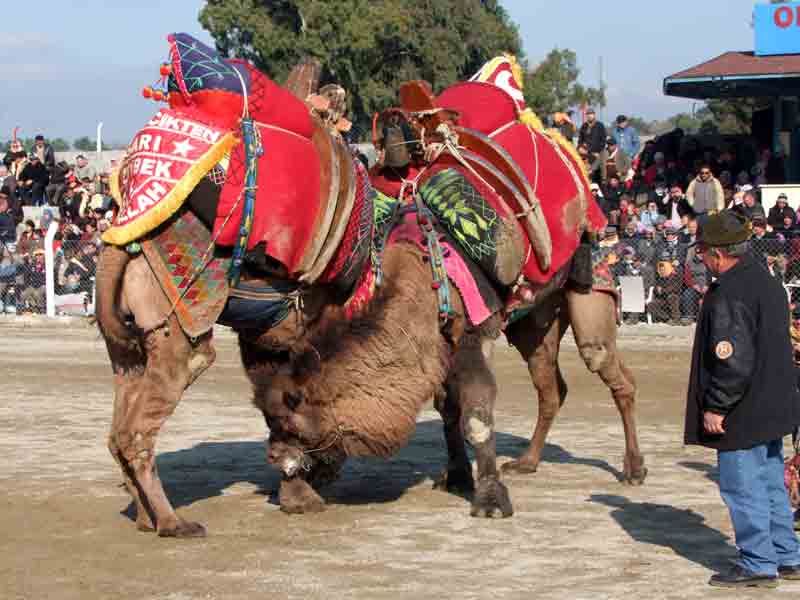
696, 210, 752, 247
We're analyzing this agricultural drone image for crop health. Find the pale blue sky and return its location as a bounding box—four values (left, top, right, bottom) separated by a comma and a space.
0, 1, 762, 143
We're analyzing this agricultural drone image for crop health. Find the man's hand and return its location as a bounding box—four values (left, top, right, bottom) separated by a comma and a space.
703, 411, 725, 435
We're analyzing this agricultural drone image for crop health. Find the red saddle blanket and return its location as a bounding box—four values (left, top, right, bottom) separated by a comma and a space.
435, 81, 605, 284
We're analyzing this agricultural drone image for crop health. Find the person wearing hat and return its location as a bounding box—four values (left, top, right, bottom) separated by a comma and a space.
578, 107, 607, 156
17, 152, 49, 207
686, 164, 724, 216
768, 193, 796, 229
685, 210, 800, 587
646, 247, 682, 324
612, 114, 640, 159
601, 136, 632, 184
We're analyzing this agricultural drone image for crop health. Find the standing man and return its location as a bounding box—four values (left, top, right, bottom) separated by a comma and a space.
685, 210, 800, 588
686, 165, 724, 216
612, 115, 641, 158
578, 108, 606, 157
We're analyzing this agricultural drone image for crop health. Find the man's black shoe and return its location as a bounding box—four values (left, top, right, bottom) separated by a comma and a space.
709, 565, 778, 588
778, 564, 800, 580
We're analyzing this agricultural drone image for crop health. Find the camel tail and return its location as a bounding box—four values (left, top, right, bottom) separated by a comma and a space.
95, 244, 141, 355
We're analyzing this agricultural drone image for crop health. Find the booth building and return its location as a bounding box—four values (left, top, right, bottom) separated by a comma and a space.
664, 1, 800, 202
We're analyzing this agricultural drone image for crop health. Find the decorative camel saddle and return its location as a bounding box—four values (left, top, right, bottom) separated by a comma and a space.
101, 34, 377, 336
103, 33, 373, 291
370, 55, 608, 315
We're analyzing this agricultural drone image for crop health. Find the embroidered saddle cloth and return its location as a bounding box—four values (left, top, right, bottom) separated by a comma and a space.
104, 33, 369, 287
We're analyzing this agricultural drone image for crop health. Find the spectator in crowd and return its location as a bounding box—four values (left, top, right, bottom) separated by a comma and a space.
764, 240, 786, 283
612, 115, 641, 159
32, 134, 55, 174
19, 249, 46, 313
578, 141, 605, 184
17, 153, 49, 206
0, 190, 17, 244
553, 110, 576, 143
59, 183, 82, 221
640, 200, 661, 230
621, 220, 639, 243
2, 139, 26, 198
657, 222, 683, 263
648, 249, 683, 324
733, 191, 765, 222
0, 242, 21, 312
46, 161, 72, 206
602, 175, 623, 212
601, 137, 632, 184
751, 218, 775, 243
686, 165, 724, 215
73, 155, 96, 189
768, 193, 796, 229
578, 107, 607, 156
679, 218, 699, 246
590, 183, 608, 216
776, 214, 798, 238
637, 227, 659, 265
16, 220, 42, 257
682, 245, 709, 322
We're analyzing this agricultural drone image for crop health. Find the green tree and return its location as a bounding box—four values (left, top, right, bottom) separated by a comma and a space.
73, 137, 111, 151
523, 48, 605, 117
199, 0, 523, 138
50, 138, 70, 152
73, 136, 94, 151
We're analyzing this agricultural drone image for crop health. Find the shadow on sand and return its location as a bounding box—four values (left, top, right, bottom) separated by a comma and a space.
589, 494, 735, 571
123, 418, 627, 520
678, 460, 719, 483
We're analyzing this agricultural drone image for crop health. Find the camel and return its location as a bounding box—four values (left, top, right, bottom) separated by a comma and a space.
94, 40, 645, 537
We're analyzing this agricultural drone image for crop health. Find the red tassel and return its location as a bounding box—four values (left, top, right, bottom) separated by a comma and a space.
142, 86, 153, 99
152, 90, 164, 102
160, 63, 172, 77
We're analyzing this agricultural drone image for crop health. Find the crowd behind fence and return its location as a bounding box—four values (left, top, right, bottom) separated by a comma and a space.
1, 221, 96, 317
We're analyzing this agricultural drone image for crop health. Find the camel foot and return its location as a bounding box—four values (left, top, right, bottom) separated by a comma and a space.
470, 477, 513, 519
623, 458, 648, 486
157, 519, 207, 538
279, 477, 326, 515
501, 458, 539, 475
433, 466, 475, 495
136, 521, 156, 533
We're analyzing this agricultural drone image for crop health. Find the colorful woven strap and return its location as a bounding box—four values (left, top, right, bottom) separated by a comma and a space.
229, 118, 262, 286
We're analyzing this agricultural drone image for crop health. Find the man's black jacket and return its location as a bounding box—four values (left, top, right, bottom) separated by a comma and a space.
684, 251, 800, 450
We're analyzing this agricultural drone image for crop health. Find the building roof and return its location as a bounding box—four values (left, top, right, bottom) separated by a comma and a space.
664, 51, 800, 99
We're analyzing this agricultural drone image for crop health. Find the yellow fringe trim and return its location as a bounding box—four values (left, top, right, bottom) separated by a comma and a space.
474, 54, 525, 91
102, 132, 239, 246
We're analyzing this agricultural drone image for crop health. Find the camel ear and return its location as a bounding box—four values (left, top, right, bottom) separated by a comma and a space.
285, 57, 321, 101
308, 94, 331, 113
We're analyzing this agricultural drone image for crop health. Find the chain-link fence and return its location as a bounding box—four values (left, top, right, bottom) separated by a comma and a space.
604, 234, 795, 326
1, 224, 96, 316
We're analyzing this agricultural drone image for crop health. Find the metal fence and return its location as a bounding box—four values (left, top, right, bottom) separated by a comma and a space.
606, 234, 795, 326
1, 222, 96, 317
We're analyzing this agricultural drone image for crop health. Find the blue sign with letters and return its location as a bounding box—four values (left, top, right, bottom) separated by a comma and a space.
755, 1, 800, 56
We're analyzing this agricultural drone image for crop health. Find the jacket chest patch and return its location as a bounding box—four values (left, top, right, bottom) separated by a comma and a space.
715, 340, 734, 360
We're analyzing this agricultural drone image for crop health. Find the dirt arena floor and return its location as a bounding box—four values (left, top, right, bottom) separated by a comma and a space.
1, 319, 796, 599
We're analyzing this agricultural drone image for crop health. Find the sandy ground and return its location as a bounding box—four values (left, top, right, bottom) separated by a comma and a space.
0, 320, 794, 599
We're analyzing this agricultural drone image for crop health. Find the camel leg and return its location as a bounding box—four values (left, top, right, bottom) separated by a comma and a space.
107, 320, 216, 536
567, 290, 647, 485
503, 297, 568, 475
433, 384, 475, 495
449, 334, 512, 518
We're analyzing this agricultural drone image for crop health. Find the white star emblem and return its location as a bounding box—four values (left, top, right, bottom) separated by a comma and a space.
172, 138, 195, 158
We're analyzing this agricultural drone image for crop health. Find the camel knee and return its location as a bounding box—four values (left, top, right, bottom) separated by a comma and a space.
578, 342, 610, 373
462, 409, 493, 446
110, 429, 156, 472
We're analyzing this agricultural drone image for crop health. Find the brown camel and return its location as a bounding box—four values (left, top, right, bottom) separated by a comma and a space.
503, 289, 647, 485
